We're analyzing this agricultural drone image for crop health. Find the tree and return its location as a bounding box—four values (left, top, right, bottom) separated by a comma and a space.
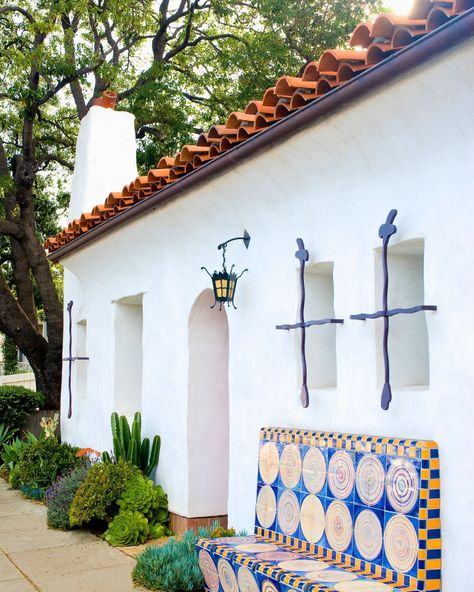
0, 0, 380, 408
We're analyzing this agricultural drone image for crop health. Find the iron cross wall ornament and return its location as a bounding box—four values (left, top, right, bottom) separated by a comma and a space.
63, 301, 89, 419
276, 238, 344, 408
350, 210, 437, 411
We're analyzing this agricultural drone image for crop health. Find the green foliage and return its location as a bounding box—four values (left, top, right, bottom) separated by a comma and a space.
104, 412, 161, 477
46, 466, 90, 529
133, 523, 245, 590
103, 474, 170, 547
118, 474, 156, 514
17, 437, 80, 489
1, 432, 38, 471
69, 459, 140, 527
0, 423, 17, 446
104, 510, 149, 546
2, 336, 18, 375
20, 484, 46, 501
0, 386, 45, 432
132, 530, 206, 591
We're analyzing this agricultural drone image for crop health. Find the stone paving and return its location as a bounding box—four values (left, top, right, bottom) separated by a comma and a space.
0, 480, 145, 591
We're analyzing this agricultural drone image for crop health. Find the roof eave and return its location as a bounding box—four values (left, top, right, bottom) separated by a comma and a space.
49, 7, 474, 262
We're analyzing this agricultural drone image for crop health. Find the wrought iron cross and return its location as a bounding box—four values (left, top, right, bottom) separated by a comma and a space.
276, 239, 343, 408
350, 210, 437, 410
63, 301, 89, 419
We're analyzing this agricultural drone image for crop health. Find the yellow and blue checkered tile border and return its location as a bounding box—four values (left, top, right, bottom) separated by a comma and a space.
258, 428, 442, 592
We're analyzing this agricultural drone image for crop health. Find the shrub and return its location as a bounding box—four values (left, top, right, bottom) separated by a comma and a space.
69, 459, 140, 527
0, 386, 45, 432
46, 466, 90, 529
17, 437, 80, 488
1, 432, 38, 488
133, 523, 245, 591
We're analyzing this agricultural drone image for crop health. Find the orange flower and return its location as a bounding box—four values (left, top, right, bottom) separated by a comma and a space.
76, 447, 101, 458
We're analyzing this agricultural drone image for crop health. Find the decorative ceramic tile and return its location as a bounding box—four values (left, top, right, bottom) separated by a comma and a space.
197, 428, 441, 592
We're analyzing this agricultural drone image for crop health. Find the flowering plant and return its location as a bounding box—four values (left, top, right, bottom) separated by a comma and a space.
40, 413, 59, 438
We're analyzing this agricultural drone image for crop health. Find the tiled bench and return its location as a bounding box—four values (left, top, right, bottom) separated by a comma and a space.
196, 428, 441, 592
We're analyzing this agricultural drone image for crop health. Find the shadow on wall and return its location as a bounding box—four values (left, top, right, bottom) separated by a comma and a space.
187, 289, 229, 518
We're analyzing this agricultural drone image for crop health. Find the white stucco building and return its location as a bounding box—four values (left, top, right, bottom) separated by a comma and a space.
46, 5, 474, 590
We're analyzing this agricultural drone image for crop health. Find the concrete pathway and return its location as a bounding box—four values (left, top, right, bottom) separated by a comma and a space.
0, 480, 144, 591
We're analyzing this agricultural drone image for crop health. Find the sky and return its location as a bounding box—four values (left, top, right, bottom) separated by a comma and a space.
386, 0, 414, 14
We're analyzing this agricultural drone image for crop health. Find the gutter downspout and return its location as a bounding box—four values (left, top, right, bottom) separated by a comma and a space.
49, 8, 474, 262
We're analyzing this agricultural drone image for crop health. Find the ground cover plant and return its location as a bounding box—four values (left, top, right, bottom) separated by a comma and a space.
133, 524, 243, 591
46, 466, 90, 529
103, 473, 171, 546
0, 386, 45, 433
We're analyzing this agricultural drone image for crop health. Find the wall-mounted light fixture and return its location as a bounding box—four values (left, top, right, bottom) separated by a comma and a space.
201, 230, 251, 310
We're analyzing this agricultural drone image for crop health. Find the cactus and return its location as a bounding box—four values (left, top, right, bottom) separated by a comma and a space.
102, 451, 111, 464
140, 438, 150, 471
111, 412, 120, 440
104, 412, 161, 477
145, 435, 161, 477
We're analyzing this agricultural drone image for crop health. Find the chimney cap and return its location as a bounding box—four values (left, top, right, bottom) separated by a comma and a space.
91, 90, 117, 110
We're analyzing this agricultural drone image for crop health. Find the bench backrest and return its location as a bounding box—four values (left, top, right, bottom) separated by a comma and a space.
255, 427, 441, 592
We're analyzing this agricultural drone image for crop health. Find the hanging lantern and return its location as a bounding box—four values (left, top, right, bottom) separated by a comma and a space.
202, 231, 250, 310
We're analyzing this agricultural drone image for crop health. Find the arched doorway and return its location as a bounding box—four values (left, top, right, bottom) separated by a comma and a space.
187, 289, 229, 517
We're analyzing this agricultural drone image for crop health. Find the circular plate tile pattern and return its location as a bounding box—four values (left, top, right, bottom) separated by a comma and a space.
259, 442, 280, 485
302, 447, 327, 494
277, 489, 300, 535
384, 514, 418, 573
354, 509, 383, 561
386, 458, 419, 514
198, 550, 219, 592
238, 566, 260, 592
307, 569, 358, 583
236, 543, 278, 553
325, 500, 353, 552
256, 485, 277, 529
280, 444, 302, 489
262, 581, 280, 592
278, 559, 329, 572
300, 494, 325, 543
334, 581, 394, 591
218, 558, 239, 592
355, 454, 385, 506
328, 451, 355, 500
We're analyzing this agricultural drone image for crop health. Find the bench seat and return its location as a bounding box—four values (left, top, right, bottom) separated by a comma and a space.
197, 428, 441, 592
197, 533, 419, 591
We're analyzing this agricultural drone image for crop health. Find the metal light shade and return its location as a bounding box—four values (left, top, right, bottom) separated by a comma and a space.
212, 271, 237, 304
202, 230, 250, 310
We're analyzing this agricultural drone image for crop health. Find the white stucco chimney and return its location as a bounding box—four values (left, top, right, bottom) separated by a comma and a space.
68, 102, 138, 221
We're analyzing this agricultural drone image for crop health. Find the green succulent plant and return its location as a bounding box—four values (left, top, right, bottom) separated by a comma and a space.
103, 412, 161, 477
103, 510, 149, 546
118, 474, 156, 514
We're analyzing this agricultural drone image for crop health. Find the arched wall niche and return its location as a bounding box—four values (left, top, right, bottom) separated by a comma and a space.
187, 289, 230, 517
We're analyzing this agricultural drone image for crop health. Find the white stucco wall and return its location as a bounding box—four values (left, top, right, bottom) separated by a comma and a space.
60, 38, 474, 590
69, 106, 138, 221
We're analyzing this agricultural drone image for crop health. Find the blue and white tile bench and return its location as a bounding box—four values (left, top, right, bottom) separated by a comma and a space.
196, 428, 441, 592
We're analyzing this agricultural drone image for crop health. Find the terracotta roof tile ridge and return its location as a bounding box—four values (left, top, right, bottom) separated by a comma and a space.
45, 2, 474, 255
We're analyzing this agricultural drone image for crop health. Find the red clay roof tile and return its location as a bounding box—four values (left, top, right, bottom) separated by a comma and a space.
45, 1, 473, 253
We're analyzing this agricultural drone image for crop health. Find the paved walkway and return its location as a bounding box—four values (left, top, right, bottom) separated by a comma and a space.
0, 480, 144, 591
